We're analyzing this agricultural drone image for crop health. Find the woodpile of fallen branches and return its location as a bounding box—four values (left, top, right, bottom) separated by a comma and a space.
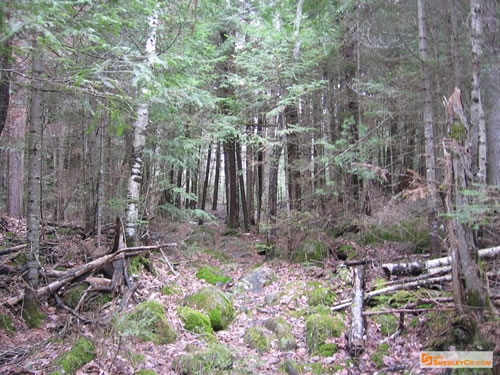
337, 245, 500, 357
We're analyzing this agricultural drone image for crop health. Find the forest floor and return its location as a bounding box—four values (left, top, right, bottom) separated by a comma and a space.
0, 206, 499, 375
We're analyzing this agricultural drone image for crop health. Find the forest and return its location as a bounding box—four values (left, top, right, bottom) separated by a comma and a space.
0, 0, 499, 374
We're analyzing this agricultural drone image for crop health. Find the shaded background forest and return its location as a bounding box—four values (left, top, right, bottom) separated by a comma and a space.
0, 0, 498, 244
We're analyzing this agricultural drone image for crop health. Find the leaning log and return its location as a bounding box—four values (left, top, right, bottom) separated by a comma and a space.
382, 246, 500, 277
348, 266, 365, 356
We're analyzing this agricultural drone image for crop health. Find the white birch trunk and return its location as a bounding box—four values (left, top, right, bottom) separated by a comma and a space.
470, 0, 487, 184
126, 11, 158, 245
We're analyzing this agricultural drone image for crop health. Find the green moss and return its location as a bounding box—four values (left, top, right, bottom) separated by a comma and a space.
57, 336, 96, 374
292, 240, 329, 263
136, 370, 157, 375
318, 343, 338, 356
128, 256, 157, 276
126, 350, 145, 368
182, 286, 234, 331
172, 344, 233, 374
371, 344, 390, 368
160, 284, 181, 295
244, 327, 270, 353
306, 314, 345, 354
116, 301, 176, 345
372, 312, 398, 336
337, 267, 353, 285
337, 244, 355, 260
14, 253, 27, 266
177, 306, 213, 336
0, 314, 15, 333
371, 290, 417, 308
195, 266, 232, 285
308, 288, 336, 307
185, 226, 216, 247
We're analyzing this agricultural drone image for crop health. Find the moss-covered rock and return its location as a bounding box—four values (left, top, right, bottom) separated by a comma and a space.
172, 344, 233, 374
292, 240, 329, 263
195, 266, 232, 286
116, 301, 176, 345
306, 314, 345, 354
243, 327, 270, 353
182, 286, 234, 331
338, 267, 353, 285
371, 343, 390, 368
308, 287, 336, 307
371, 290, 416, 308
177, 306, 214, 338
56, 336, 96, 374
264, 317, 297, 351
185, 226, 216, 247
0, 313, 15, 333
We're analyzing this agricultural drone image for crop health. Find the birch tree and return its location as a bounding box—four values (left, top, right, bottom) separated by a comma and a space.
470, 0, 487, 183
417, 0, 440, 259
126, 9, 159, 246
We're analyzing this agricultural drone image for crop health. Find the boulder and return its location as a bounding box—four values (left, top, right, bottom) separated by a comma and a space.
182, 286, 234, 330
232, 266, 276, 294
172, 344, 233, 374
115, 301, 176, 345
306, 314, 344, 355
292, 240, 329, 263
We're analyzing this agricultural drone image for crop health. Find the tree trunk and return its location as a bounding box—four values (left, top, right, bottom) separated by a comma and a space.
236, 142, 249, 232
443, 88, 490, 316
348, 266, 365, 356
484, 0, 499, 185
6, 76, 26, 218
125, 12, 158, 246
24, 36, 43, 326
96, 109, 105, 248
199, 143, 212, 225
224, 139, 239, 228
212, 142, 221, 211
449, 0, 461, 89
0, 37, 11, 138
417, 0, 440, 259
246, 139, 255, 225
470, 0, 487, 184
176, 167, 183, 209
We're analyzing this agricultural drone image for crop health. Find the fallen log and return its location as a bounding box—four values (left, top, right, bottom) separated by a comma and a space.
382, 246, 500, 277
331, 274, 452, 311
348, 266, 365, 356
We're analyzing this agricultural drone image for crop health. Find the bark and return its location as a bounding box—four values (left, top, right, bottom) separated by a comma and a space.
246, 140, 255, 225
267, 138, 282, 249
256, 120, 264, 226
0, 38, 11, 137
470, 0, 487, 183
417, 0, 440, 259
348, 266, 365, 356
484, 0, 500, 185
224, 139, 239, 228
212, 142, 221, 210
126, 12, 158, 245
449, 0, 461, 89
24, 36, 43, 318
443, 88, 490, 315
199, 143, 212, 225
236, 141, 250, 232
6, 83, 26, 218
96, 110, 105, 248
176, 167, 183, 209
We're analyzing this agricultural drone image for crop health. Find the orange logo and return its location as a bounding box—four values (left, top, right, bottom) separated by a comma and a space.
421, 353, 432, 366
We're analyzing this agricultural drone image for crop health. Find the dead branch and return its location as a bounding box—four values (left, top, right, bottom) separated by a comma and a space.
371, 266, 451, 290
331, 274, 452, 311
363, 307, 455, 315
382, 246, 500, 276
348, 266, 365, 356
